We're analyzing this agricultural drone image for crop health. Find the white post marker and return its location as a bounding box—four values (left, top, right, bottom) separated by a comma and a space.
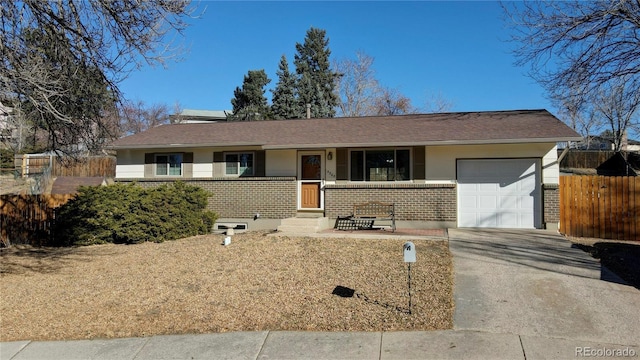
403, 242, 416, 314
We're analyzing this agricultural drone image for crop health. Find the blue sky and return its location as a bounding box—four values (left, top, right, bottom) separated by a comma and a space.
119, 1, 553, 115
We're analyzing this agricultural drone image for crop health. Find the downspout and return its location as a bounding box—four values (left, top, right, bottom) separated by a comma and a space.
557, 146, 570, 165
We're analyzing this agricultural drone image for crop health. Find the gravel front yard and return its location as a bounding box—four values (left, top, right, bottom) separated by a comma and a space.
0, 232, 453, 341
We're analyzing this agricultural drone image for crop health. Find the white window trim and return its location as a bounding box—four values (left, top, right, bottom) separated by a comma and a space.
224, 151, 255, 177
348, 148, 413, 182
155, 153, 183, 177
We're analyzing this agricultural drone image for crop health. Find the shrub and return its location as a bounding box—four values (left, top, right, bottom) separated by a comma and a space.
53, 182, 217, 246
0, 148, 15, 175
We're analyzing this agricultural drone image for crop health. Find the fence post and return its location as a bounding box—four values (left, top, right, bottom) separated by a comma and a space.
21, 154, 27, 178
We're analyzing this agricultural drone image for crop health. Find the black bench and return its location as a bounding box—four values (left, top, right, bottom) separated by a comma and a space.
334, 201, 396, 232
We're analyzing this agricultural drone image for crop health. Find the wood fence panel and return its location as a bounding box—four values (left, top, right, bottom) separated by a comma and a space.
0, 194, 74, 246
558, 176, 568, 234
615, 177, 624, 240
52, 156, 116, 177
622, 178, 630, 240
635, 178, 640, 238
587, 177, 594, 238
560, 176, 639, 241
599, 177, 611, 239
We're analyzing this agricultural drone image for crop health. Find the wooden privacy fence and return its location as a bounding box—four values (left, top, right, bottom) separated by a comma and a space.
559, 150, 614, 169
14, 155, 116, 177
0, 194, 75, 247
52, 156, 116, 177
560, 176, 640, 241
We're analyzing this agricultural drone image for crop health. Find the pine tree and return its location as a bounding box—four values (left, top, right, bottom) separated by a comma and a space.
229, 69, 271, 121
271, 55, 299, 119
293, 27, 340, 118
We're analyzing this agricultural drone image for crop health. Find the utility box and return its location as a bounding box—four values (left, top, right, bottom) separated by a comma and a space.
403, 242, 416, 263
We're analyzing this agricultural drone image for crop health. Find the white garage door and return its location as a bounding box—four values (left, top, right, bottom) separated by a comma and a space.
457, 159, 540, 229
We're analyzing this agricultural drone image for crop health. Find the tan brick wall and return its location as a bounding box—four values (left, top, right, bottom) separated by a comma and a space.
116, 177, 297, 219
324, 183, 457, 222
543, 184, 560, 226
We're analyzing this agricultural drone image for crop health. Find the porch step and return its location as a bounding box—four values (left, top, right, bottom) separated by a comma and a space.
277, 217, 331, 234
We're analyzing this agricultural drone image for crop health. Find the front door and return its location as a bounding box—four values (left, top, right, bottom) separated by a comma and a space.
299, 153, 323, 209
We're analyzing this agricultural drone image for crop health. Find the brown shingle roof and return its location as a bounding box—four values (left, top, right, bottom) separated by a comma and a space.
110, 109, 581, 149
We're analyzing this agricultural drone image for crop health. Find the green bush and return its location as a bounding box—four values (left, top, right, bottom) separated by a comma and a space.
0, 148, 15, 175
53, 182, 217, 246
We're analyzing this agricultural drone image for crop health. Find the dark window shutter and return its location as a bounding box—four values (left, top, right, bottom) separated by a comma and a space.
212, 152, 224, 177
413, 146, 425, 180
144, 153, 155, 177
183, 152, 193, 163
336, 148, 348, 180
255, 150, 265, 176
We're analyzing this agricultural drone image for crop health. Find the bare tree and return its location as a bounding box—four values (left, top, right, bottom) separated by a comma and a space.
120, 101, 171, 136
334, 51, 382, 117
0, 0, 195, 154
504, 1, 640, 143
335, 51, 452, 117
170, 102, 185, 124
505, 1, 640, 99
374, 88, 417, 116
421, 92, 454, 113
591, 77, 640, 152
551, 85, 603, 149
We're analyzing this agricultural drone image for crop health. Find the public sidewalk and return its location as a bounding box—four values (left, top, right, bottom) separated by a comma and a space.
3, 330, 638, 360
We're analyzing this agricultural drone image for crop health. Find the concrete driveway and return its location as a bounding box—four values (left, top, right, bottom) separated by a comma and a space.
449, 229, 640, 347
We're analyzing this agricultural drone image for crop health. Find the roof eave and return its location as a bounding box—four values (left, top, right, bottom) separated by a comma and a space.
108, 141, 263, 150
262, 137, 584, 149
110, 136, 583, 151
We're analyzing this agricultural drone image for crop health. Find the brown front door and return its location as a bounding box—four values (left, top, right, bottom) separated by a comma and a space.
301, 182, 320, 208
300, 154, 322, 209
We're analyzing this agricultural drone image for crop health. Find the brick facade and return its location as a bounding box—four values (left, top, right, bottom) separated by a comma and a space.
324, 183, 457, 222
543, 183, 560, 227
117, 177, 297, 219
116, 178, 559, 229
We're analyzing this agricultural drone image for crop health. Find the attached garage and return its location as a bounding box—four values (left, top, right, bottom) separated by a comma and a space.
457, 159, 541, 229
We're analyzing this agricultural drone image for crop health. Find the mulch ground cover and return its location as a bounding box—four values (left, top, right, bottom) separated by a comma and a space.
0, 232, 453, 341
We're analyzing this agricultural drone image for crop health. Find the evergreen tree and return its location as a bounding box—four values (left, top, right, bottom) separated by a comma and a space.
229, 69, 271, 121
293, 27, 340, 118
271, 55, 299, 119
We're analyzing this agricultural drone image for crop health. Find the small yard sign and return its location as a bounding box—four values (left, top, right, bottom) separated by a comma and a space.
403, 242, 416, 262
403, 242, 416, 314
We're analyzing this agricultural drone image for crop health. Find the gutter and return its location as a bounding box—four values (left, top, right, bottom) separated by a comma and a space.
109, 137, 584, 151
108, 142, 263, 150
262, 137, 584, 150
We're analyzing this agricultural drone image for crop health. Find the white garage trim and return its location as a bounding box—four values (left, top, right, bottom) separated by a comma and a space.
457, 159, 541, 229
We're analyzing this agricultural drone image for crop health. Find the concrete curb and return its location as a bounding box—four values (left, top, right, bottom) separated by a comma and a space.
3, 331, 638, 360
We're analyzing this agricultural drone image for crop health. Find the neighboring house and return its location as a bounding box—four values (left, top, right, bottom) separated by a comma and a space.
0, 101, 16, 147
575, 133, 639, 152
169, 109, 232, 124
110, 109, 581, 231
627, 139, 640, 152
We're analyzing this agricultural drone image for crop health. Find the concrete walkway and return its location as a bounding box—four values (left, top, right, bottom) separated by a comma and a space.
3, 330, 638, 360
3, 229, 639, 360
